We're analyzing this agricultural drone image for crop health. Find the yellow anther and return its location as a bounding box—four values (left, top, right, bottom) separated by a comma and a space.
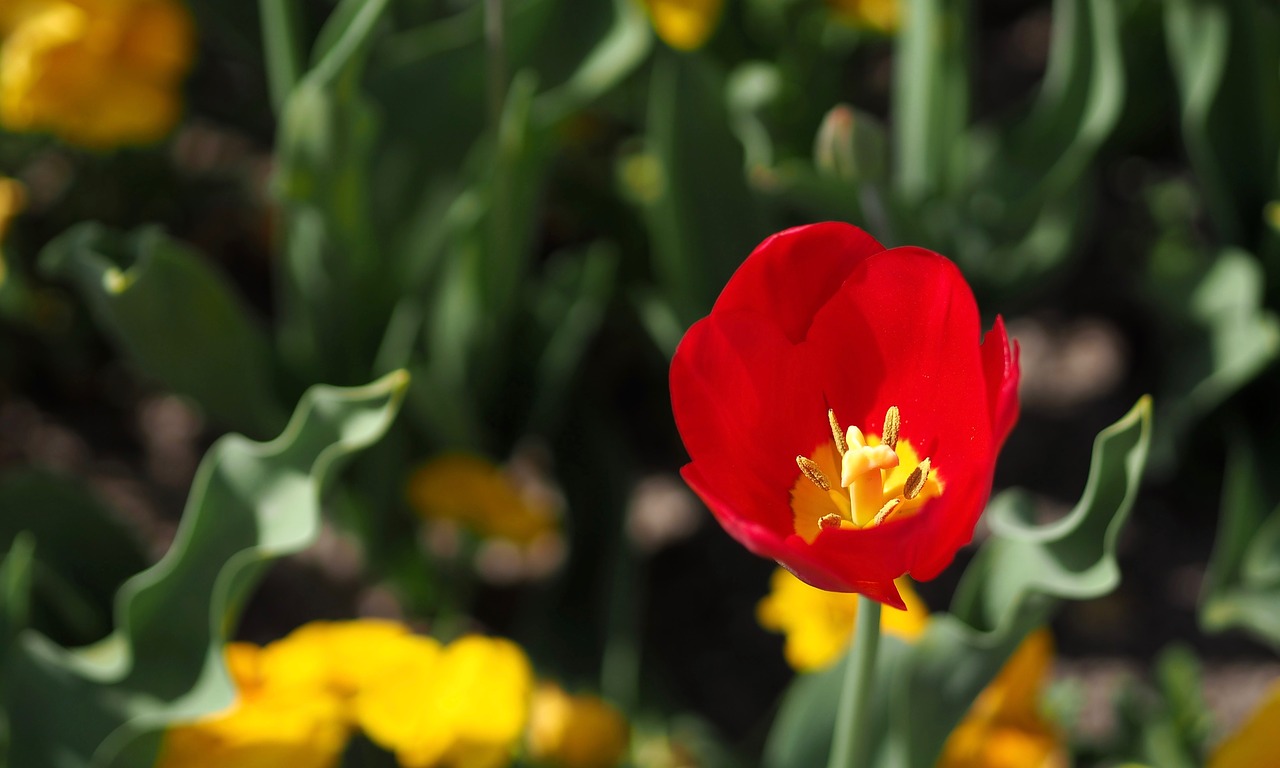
840, 444, 900, 488
882, 406, 900, 450
871, 498, 900, 526
796, 455, 831, 491
828, 409, 848, 455
903, 457, 931, 500
819, 513, 845, 530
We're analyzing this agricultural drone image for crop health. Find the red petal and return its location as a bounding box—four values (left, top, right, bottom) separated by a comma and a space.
671, 311, 827, 538
981, 315, 1021, 449
711, 222, 885, 344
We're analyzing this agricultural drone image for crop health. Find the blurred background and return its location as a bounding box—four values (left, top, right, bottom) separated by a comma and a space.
1, 0, 1278, 765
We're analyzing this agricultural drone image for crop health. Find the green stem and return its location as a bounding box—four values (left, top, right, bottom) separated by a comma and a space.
827, 596, 882, 768
259, 0, 305, 114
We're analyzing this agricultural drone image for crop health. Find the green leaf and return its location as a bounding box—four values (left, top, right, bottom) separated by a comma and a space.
0, 372, 408, 768
1164, 0, 1280, 250
39, 224, 285, 438
764, 396, 1152, 768
1200, 439, 1280, 649
0, 471, 146, 645
0, 533, 36, 648
274, 0, 390, 383
892, 0, 971, 202
1149, 246, 1280, 469
635, 53, 768, 329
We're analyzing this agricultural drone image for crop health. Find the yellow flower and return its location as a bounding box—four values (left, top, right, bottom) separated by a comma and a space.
637, 0, 724, 51
527, 683, 629, 768
408, 453, 559, 545
1209, 678, 1280, 767
937, 629, 1068, 768
0, 0, 194, 148
156, 643, 351, 768
826, 0, 900, 34
756, 567, 928, 672
356, 634, 535, 768
260, 620, 439, 713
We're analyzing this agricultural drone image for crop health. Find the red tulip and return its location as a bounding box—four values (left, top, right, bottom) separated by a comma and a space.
670, 223, 1019, 609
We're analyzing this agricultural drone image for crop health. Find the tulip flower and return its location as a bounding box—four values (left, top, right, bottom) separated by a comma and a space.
670, 222, 1019, 609
0, 0, 194, 148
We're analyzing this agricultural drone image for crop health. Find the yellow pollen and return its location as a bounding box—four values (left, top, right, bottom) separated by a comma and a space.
829, 409, 848, 455
796, 455, 831, 491
882, 406, 900, 450
903, 457, 931, 500
789, 405, 944, 541
871, 498, 900, 527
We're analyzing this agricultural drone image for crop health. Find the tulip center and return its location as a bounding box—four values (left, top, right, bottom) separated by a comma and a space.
790, 406, 943, 543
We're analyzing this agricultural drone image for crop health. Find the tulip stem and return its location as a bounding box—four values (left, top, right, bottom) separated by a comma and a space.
828, 595, 882, 768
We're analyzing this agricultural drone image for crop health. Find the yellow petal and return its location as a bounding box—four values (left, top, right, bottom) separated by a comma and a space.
0, 0, 193, 148
637, 0, 724, 51
938, 629, 1067, 768
408, 454, 558, 545
756, 568, 928, 672
528, 682, 630, 768
1210, 679, 1280, 768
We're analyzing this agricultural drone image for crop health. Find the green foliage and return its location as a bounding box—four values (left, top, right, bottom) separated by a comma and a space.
1200, 440, 1280, 649
40, 224, 285, 438
0, 373, 407, 768
0, 472, 146, 646
764, 396, 1152, 768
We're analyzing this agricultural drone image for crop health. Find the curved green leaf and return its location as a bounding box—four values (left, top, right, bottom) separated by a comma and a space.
0, 371, 408, 768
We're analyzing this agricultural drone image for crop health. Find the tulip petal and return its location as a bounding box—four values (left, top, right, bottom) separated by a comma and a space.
711, 222, 885, 344
981, 315, 1021, 449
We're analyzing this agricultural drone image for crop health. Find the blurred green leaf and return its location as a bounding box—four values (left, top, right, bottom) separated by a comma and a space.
0, 372, 407, 768
635, 53, 767, 330
40, 224, 285, 438
1109, 646, 1210, 768
765, 396, 1152, 768
525, 242, 620, 436
0, 471, 146, 645
0, 533, 35, 649
892, 0, 971, 202
1200, 440, 1280, 649
1149, 246, 1280, 469
274, 0, 391, 384
1165, 0, 1280, 251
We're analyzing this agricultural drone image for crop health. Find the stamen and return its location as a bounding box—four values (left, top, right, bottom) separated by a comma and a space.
882, 406, 900, 450
871, 498, 900, 526
828, 409, 848, 455
796, 455, 831, 491
903, 457, 931, 500
819, 513, 844, 530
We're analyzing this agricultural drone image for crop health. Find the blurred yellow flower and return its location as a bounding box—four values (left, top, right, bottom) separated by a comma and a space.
357, 634, 535, 768
937, 629, 1068, 768
156, 643, 351, 768
261, 620, 438, 713
755, 567, 928, 672
1209, 678, 1280, 767
0, 0, 194, 148
826, 0, 900, 34
408, 453, 558, 545
637, 0, 724, 51
528, 683, 629, 768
